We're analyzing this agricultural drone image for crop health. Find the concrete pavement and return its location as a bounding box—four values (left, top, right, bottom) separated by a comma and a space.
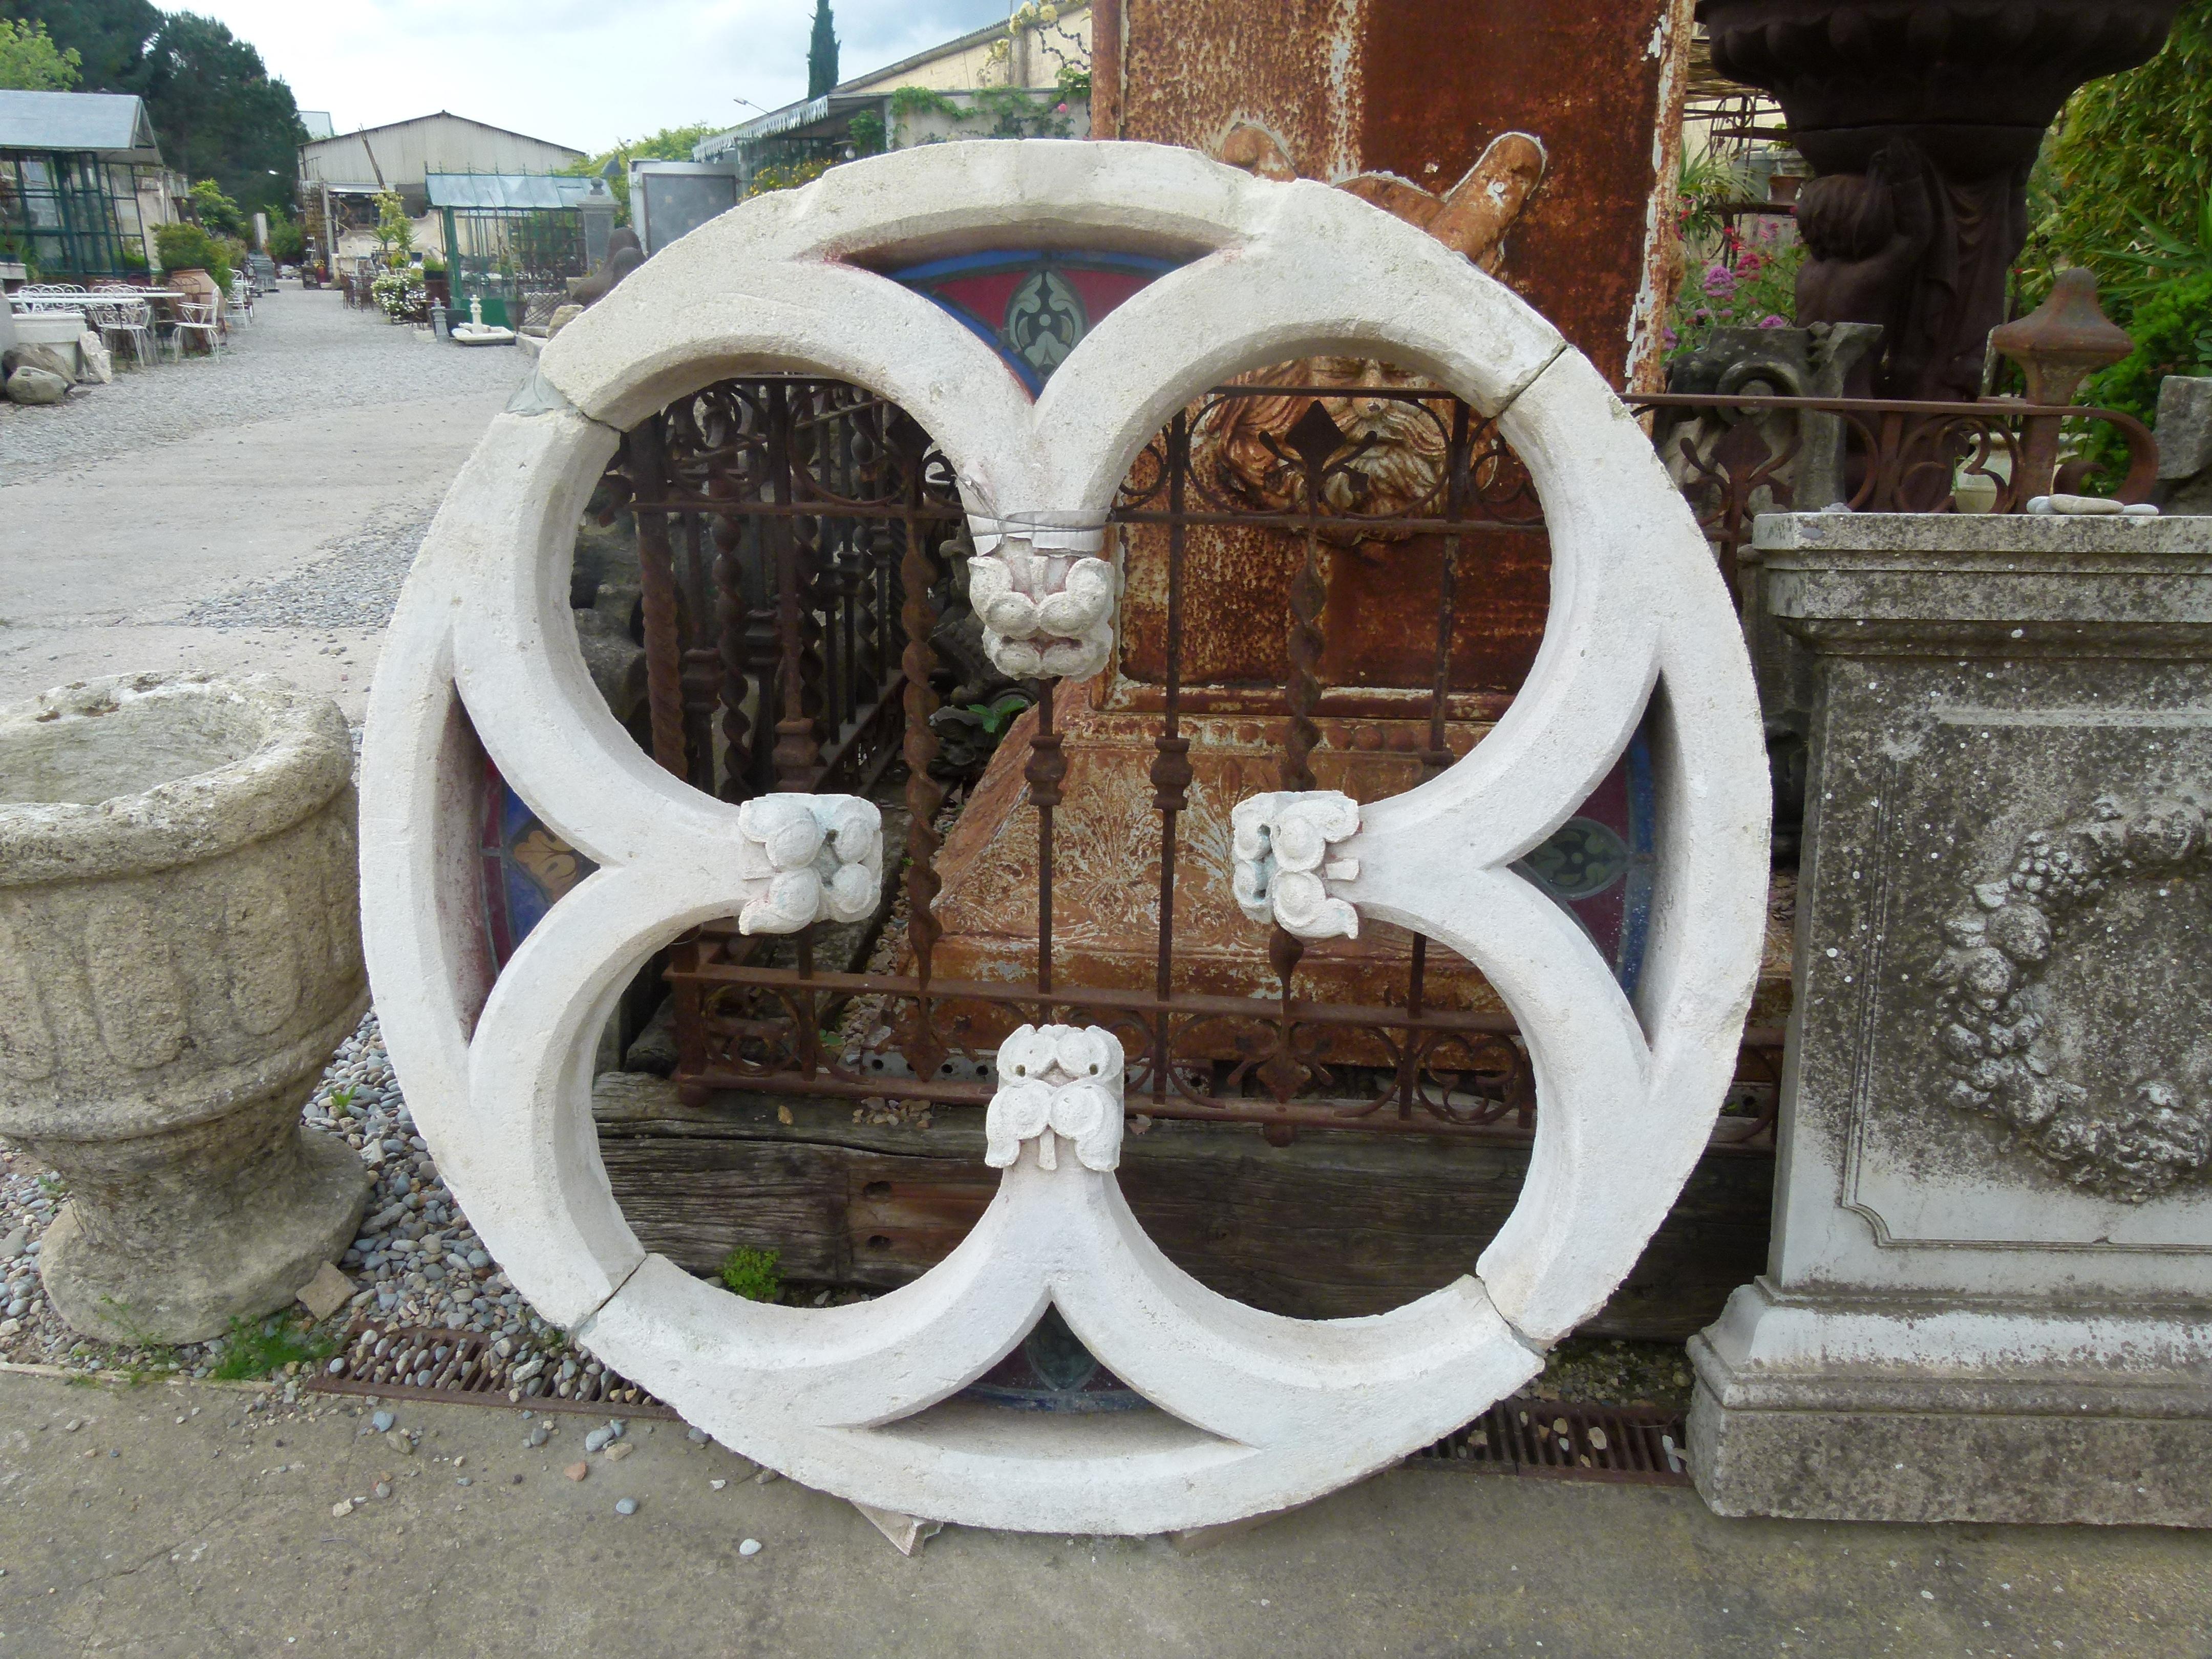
0, 1369, 2206, 1658
0, 289, 522, 721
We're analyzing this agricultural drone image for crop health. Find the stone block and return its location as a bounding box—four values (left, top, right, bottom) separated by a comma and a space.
2156, 374, 2212, 515
2157, 374, 2212, 480
76, 331, 112, 385
1694, 512, 2212, 1525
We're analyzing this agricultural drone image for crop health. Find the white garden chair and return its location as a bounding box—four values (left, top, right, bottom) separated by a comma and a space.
88, 292, 155, 368
165, 299, 224, 360
226, 276, 253, 328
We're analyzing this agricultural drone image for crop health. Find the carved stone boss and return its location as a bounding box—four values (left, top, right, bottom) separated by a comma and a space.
359, 142, 1767, 1535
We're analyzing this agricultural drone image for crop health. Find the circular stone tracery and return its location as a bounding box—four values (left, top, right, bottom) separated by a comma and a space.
357, 142, 1768, 1535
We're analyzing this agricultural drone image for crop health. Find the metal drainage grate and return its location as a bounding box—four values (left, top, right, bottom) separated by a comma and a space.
1413, 1397, 1691, 1486
302, 1321, 680, 1420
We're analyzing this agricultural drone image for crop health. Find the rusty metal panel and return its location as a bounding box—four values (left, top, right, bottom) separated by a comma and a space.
1110, 0, 1691, 390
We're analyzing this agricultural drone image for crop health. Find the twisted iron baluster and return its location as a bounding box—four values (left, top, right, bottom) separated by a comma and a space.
678, 513, 720, 796
1259, 401, 1345, 1138
622, 418, 689, 778
1150, 412, 1194, 1105
707, 473, 753, 802
1026, 677, 1066, 1020
771, 386, 826, 789
1403, 399, 1472, 1117
898, 436, 950, 1080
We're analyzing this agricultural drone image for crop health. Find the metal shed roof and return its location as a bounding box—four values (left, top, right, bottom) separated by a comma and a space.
424, 173, 602, 211
0, 91, 162, 161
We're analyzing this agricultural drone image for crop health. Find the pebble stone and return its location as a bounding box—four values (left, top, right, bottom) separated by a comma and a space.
614, 1498, 638, 1516
738, 1539, 762, 1558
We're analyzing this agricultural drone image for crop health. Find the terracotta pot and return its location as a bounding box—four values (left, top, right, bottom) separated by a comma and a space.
0, 675, 371, 1342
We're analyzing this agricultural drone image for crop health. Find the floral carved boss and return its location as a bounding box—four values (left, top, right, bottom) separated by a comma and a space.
359, 143, 1768, 1535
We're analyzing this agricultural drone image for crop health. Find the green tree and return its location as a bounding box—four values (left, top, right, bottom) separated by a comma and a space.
2040, 1, 2212, 293
806, 0, 838, 98
133, 11, 305, 219
371, 185, 413, 265
264, 206, 303, 263
0, 16, 82, 87
153, 217, 229, 289
186, 175, 244, 237
562, 121, 721, 223
0, 0, 157, 90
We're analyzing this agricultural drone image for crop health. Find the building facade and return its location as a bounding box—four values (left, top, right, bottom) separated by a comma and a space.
298, 112, 585, 275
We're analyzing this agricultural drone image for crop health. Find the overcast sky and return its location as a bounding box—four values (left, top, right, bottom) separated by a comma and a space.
181, 1, 1018, 155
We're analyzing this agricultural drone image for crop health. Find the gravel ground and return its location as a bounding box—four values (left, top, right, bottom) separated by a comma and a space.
179, 501, 436, 632
0, 285, 527, 478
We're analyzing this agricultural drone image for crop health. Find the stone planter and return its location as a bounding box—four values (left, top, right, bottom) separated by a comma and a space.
0, 674, 371, 1343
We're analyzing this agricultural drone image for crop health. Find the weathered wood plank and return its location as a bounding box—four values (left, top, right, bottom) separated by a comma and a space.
593, 1079, 1772, 1338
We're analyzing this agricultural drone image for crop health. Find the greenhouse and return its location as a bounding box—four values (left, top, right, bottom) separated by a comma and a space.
425, 171, 602, 328
0, 90, 170, 281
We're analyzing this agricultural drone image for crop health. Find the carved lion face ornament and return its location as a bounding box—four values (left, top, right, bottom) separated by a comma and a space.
359, 142, 1768, 1535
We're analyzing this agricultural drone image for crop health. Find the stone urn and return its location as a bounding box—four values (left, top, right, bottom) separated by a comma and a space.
1697, 0, 2182, 399
0, 674, 371, 1343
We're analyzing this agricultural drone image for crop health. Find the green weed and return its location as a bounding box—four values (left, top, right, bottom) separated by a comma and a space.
717, 1247, 784, 1304
209, 1314, 333, 1382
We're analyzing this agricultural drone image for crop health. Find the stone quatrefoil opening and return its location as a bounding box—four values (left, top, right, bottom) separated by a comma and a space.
358, 141, 1769, 1535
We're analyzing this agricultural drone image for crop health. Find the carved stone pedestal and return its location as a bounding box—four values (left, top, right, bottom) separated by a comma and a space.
1692, 511, 2212, 1525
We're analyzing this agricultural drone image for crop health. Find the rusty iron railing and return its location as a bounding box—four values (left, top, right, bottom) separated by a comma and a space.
600, 372, 1791, 1147
1628, 391, 2161, 587
606, 376, 2150, 1147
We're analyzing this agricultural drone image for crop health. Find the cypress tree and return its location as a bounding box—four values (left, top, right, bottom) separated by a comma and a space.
806, 0, 839, 99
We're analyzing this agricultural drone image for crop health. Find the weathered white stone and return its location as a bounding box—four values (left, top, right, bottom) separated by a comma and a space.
362, 140, 1766, 1532
964, 513, 1115, 680
1230, 791, 1362, 939
732, 794, 882, 935
75, 332, 112, 385
985, 1025, 1124, 1173
0, 674, 370, 1342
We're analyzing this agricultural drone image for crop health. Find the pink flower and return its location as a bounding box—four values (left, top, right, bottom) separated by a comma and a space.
1737, 249, 1764, 279
1701, 263, 1737, 300
1758, 313, 1789, 328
